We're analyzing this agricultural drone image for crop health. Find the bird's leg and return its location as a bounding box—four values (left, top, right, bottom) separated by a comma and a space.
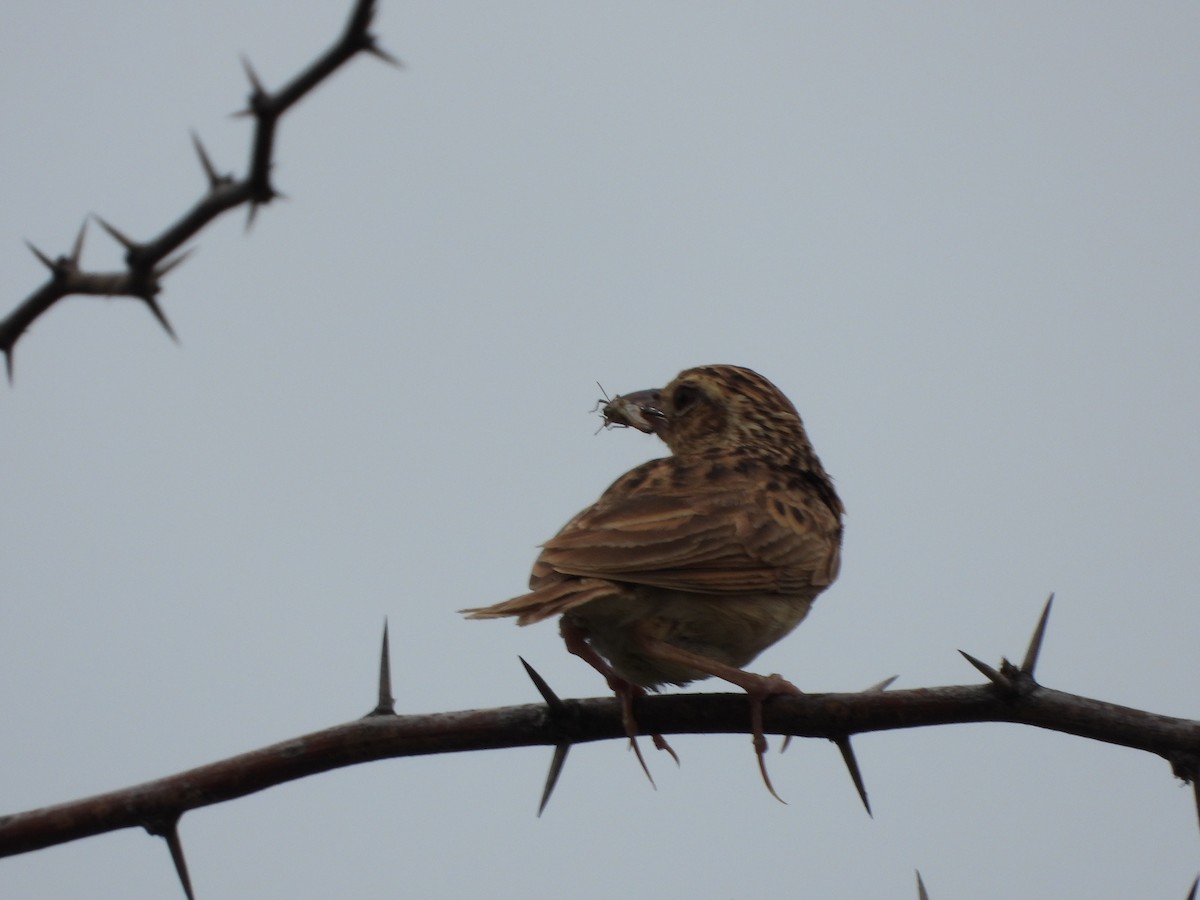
633, 635, 800, 802
559, 620, 679, 785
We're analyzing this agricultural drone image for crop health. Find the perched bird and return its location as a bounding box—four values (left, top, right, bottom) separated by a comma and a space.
462, 364, 843, 796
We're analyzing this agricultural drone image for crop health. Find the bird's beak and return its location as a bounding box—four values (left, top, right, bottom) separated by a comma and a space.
601, 388, 668, 435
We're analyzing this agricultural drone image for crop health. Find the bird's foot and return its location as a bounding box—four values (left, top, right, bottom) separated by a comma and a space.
745, 674, 802, 803
561, 618, 680, 785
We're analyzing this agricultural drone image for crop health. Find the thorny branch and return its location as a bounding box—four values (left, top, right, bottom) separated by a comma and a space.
1, 603, 1199, 877
0, 0, 397, 384
4, 685, 1197, 860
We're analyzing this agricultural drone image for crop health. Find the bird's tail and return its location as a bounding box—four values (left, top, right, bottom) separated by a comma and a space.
460, 578, 617, 626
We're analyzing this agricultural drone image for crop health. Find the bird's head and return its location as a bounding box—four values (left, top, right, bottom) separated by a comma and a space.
602, 364, 815, 462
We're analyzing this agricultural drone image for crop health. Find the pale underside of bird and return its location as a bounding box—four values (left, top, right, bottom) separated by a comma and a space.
463, 364, 844, 798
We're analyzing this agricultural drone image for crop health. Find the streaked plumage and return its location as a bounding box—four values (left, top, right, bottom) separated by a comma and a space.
463, 364, 843, 794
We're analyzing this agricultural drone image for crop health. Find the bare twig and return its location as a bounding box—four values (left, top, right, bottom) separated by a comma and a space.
0, 0, 395, 383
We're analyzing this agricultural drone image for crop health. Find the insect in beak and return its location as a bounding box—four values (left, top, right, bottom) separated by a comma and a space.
597, 387, 668, 435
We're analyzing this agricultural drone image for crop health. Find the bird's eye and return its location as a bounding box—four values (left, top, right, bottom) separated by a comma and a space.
672, 384, 700, 410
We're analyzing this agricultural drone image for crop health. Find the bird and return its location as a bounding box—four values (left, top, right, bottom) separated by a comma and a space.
462, 364, 844, 797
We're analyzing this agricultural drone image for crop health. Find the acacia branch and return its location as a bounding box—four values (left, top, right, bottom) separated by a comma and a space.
0, 0, 396, 383
1, 676, 1197, 858
2, 608, 1198, 897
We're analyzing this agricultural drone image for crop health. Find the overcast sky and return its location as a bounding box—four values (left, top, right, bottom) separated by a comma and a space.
3, 2, 1198, 897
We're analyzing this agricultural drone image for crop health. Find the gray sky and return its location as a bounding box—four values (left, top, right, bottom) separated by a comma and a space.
3, 2, 1198, 897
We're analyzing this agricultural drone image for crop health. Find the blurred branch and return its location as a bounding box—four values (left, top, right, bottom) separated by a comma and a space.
1, 678, 1197, 859
0, 0, 397, 383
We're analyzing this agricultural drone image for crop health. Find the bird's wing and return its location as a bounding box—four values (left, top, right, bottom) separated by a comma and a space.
533, 458, 840, 595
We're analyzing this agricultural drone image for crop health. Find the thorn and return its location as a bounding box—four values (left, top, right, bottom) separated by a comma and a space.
93, 214, 138, 251
144, 817, 195, 900
916, 870, 929, 900
1186, 874, 1198, 900
25, 240, 55, 271
1193, 776, 1200, 841
537, 742, 570, 817
155, 248, 196, 278
70, 219, 87, 265
232, 56, 269, 118
370, 618, 395, 715
139, 295, 178, 343
190, 131, 224, 188
519, 657, 565, 714
4, 349, 13, 386
364, 39, 403, 68
1167, 753, 1200, 839
782, 675, 895, 755
958, 650, 1015, 692
163, 822, 196, 900
240, 55, 266, 97
833, 736, 872, 816
518, 657, 573, 814
1020, 593, 1054, 677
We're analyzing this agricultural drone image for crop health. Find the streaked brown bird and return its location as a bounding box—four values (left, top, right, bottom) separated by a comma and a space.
462, 364, 843, 797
